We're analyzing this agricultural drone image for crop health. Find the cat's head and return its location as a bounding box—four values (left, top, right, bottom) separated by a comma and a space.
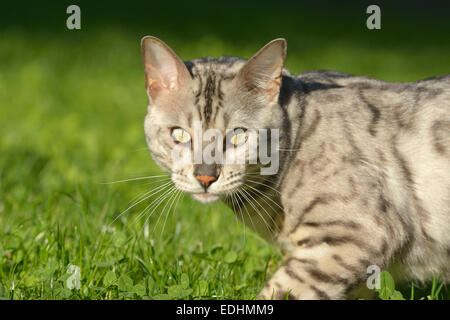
141, 36, 287, 203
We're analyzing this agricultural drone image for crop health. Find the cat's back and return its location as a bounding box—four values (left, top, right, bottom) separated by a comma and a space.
282, 70, 450, 282
293, 70, 449, 152
290, 70, 450, 221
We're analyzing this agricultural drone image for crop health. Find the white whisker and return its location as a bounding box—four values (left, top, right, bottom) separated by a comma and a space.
246, 178, 282, 195
150, 187, 178, 236
233, 190, 247, 242
235, 188, 257, 234
240, 187, 275, 235
109, 181, 172, 226
160, 189, 183, 238
135, 185, 176, 225
243, 184, 280, 233
99, 174, 169, 185
128, 178, 172, 206
276, 148, 300, 152
244, 183, 284, 212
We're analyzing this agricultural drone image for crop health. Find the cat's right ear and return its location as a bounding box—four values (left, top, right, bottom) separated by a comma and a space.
141, 36, 191, 102
235, 38, 287, 103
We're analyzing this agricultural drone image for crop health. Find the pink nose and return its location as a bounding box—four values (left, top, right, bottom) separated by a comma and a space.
195, 175, 217, 188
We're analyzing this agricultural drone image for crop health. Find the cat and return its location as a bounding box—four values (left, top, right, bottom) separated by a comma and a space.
140, 36, 450, 299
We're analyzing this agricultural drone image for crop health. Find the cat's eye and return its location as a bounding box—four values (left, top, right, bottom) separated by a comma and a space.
171, 127, 191, 144
227, 128, 248, 147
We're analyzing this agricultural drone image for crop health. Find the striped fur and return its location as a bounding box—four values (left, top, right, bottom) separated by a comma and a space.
141, 37, 450, 299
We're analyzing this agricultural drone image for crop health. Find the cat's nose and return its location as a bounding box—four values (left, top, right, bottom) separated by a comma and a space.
194, 164, 220, 189
195, 175, 217, 188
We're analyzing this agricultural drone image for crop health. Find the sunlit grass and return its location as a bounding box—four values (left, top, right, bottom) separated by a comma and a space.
0, 1, 449, 299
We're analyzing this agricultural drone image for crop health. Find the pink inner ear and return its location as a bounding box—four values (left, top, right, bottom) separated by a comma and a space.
147, 65, 178, 90
266, 77, 282, 102
237, 40, 286, 103
242, 65, 283, 102
143, 40, 184, 100
146, 64, 178, 90
264, 60, 284, 101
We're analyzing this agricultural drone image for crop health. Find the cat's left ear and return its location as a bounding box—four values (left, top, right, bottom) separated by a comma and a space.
235, 38, 287, 103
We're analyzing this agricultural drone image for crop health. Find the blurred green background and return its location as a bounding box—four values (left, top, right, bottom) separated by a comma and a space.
0, 0, 449, 299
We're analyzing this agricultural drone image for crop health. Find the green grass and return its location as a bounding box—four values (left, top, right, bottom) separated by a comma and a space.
0, 1, 449, 300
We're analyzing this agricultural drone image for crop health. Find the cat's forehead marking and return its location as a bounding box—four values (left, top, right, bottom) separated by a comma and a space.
188, 57, 245, 128
203, 70, 217, 123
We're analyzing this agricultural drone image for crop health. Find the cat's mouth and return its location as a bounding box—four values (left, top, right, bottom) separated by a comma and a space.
192, 192, 220, 204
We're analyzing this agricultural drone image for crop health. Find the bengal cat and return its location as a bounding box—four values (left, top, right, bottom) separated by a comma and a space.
140, 36, 450, 299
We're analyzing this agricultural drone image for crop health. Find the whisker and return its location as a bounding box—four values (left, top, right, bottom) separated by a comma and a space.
109, 181, 172, 226
160, 189, 183, 238
233, 190, 247, 242
140, 185, 176, 226
276, 148, 300, 152
244, 183, 284, 212
133, 187, 170, 217
99, 174, 169, 185
139, 177, 171, 186
171, 190, 185, 222
158, 188, 180, 235
132, 188, 175, 233
150, 187, 178, 236
235, 188, 258, 234
230, 191, 246, 244
168, 192, 185, 236
245, 178, 282, 195
225, 191, 240, 226
242, 184, 280, 233
240, 187, 275, 235
128, 178, 172, 206
135, 185, 176, 226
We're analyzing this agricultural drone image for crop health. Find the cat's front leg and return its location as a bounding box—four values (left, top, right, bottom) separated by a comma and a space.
259, 230, 390, 299
259, 248, 374, 300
